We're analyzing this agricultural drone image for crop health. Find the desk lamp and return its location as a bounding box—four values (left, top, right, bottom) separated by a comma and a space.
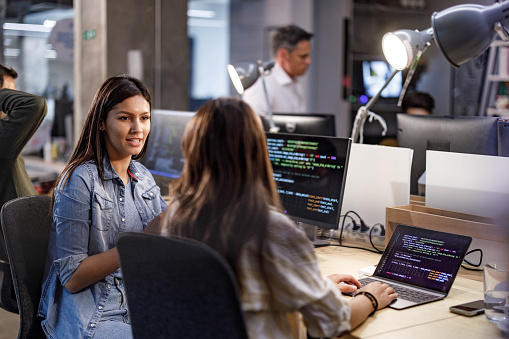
351, 25, 435, 143
382, 2, 509, 103
355, 1, 509, 143
384, 2, 509, 70
227, 59, 280, 132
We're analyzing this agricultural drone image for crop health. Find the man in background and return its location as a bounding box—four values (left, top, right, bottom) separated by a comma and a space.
0, 64, 47, 312
243, 24, 313, 114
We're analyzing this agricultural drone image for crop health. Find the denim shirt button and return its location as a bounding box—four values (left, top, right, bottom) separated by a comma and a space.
139, 211, 143, 215
90, 324, 95, 327
135, 172, 139, 176
98, 306, 103, 310
119, 197, 123, 202
121, 218, 125, 222
107, 284, 111, 289
149, 192, 153, 196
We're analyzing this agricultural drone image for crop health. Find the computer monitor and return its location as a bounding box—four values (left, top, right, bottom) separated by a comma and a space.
266, 132, 351, 239
141, 109, 195, 195
260, 113, 336, 136
352, 59, 403, 104
397, 114, 499, 195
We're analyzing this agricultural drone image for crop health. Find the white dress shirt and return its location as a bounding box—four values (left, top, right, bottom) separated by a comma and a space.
242, 63, 306, 114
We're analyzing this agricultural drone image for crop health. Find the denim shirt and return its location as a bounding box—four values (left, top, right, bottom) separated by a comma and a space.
38, 158, 167, 339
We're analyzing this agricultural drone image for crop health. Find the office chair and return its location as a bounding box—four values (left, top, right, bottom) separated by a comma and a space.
117, 232, 249, 339
1, 195, 52, 339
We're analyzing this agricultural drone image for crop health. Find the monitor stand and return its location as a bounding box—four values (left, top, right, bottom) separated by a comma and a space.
296, 222, 330, 247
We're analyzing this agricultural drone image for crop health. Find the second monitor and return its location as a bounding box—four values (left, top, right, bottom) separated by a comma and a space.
141, 109, 196, 195
266, 132, 351, 239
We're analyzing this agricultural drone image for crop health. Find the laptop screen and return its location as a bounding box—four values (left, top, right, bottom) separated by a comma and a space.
374, 225, 472, 293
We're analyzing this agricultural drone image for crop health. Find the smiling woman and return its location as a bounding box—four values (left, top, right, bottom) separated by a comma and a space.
101, 95, 151, 184
37, 74, 167, 339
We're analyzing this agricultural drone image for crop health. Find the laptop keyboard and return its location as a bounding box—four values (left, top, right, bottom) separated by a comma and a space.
358, 277, 439, 303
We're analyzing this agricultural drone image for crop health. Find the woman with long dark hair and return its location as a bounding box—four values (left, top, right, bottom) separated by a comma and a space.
153, 97, 397, 338
39, 75, 167, 339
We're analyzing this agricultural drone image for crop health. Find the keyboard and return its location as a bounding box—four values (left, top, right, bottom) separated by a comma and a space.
358, 277, 439, 303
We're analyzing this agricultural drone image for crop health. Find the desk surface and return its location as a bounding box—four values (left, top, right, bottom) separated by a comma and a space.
24, 155, 66, 182
315, 245, 506, 339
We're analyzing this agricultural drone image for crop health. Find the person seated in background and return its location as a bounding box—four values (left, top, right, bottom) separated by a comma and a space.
148, 97, 397, 338
38, 75, 167, 339
0, 63, 47, 313
379, 91, 435, 146
401, 91, 435, 115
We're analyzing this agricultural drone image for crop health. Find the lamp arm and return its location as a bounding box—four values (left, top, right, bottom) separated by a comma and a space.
260, 72, 280, 133
494, 22, 509, 41
364, 69, 400, 112
351, 69, 399, 143
398, 44, 429, 107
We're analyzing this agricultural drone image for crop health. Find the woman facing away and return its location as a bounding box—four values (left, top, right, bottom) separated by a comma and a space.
150, 97, 397, 338
38, 74, 167, 339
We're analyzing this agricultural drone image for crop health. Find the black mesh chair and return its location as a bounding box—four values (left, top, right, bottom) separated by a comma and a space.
117, 232, 249, 339
1, 195, 52, 339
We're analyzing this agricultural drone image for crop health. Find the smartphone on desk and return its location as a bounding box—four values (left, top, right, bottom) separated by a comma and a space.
449, 300, 485, 316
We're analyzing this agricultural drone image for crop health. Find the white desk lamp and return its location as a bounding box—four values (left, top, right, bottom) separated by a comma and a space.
227, 59, 280, 133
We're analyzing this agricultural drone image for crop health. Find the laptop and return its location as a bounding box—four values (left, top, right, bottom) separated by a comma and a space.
357, 224, 472, 310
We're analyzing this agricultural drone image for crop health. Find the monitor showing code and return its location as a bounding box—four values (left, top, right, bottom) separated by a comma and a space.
266, 133, 351, 229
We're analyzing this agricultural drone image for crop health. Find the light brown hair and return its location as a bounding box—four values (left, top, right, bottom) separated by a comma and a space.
164, 97, 281, 275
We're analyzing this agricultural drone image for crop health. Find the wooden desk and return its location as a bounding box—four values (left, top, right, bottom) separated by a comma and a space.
314, 245, 506, 339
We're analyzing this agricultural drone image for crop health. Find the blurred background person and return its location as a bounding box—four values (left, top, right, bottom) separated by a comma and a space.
243, 24, 313, 114
401, 91, 435, 115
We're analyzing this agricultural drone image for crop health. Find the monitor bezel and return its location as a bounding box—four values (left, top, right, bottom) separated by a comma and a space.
260, 113, 336, 137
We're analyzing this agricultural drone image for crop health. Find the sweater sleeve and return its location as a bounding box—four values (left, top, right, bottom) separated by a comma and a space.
0, 88, 47, 159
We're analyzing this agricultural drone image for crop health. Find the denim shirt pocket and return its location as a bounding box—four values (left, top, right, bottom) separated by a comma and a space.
93, 192, 114, 231
141, 185, 163, 216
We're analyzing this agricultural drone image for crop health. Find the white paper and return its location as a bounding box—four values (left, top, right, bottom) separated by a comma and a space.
340, 143, 413, 227
426, 150, 509, 226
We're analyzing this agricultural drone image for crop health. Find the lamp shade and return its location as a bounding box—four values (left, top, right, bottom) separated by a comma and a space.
227, 62, 259, 94
432, 2, 509, 67
227, 59, 275, 95
382, 28, 433, 70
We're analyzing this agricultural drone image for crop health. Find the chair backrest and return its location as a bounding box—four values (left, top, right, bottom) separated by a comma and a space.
117, 232, 249, 339
1, 195, 52, 339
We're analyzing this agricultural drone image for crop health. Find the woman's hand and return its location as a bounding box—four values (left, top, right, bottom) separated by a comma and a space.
358, 281, 398, 310
327, 274, 362, 294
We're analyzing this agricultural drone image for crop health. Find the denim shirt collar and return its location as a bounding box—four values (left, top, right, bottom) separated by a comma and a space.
101, 156, 143, 183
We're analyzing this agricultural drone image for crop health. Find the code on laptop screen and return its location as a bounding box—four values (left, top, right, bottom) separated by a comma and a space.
375, 225, 472, 293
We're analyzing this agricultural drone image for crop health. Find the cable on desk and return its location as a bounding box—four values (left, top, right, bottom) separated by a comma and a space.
325, 211, 385, 254
461, 248, 483, 271
368, 223, 385, 254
